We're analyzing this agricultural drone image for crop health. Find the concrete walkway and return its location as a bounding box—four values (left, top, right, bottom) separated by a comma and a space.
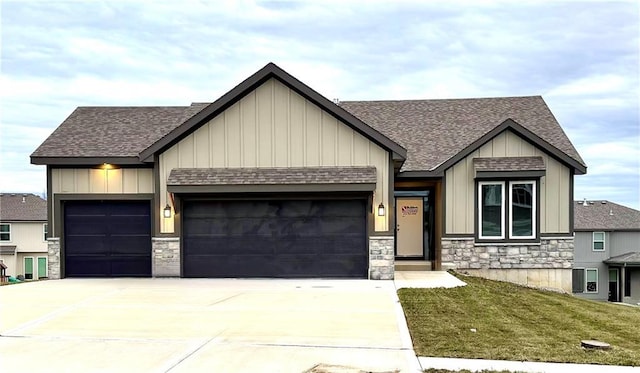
394, 270, 467, 289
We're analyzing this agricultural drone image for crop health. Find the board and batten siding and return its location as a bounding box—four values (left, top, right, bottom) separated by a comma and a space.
159, 78, 390, 233
50, 168, 154, 233
445, 130, 570, 235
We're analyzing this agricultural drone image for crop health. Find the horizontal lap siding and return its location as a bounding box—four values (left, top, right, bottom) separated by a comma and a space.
159, 78, 389, 233
445, 130, 570, 235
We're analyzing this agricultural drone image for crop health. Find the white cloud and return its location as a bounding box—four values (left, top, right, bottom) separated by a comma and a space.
0, 0, 638, 209
547, 74, 631, 98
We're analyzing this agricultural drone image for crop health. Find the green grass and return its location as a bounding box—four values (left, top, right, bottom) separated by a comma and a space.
398, 273, 640, 366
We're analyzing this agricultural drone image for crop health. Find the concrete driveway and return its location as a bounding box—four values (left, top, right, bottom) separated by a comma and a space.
0, 278, 419, 372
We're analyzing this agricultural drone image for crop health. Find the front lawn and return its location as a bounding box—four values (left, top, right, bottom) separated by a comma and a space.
398, 273, 640, 366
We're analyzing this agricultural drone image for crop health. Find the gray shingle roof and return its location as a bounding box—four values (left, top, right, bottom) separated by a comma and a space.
340, 96, 586, 172
474, 156, 546, 172
0, 194, 47, 221
168, 166, 377, 186
31, 104, 207, 158
0, 246, 16, 255
604, 252, 640, 265
574, 200, 640, 231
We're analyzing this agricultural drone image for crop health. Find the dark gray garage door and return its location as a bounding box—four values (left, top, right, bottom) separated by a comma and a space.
64, 200, 151, 277
182, 199, 367, 278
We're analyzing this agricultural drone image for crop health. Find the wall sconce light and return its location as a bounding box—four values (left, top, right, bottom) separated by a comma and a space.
163, 204, 172, 218
377, 202, 385, 216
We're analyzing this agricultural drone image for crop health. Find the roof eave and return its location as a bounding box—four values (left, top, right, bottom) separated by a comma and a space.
138, 62, 407, 162
30, 156, 150, 166
396, 170, 444, 178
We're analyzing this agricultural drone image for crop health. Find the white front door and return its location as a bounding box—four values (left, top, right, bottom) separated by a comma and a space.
396, 197, 423, 257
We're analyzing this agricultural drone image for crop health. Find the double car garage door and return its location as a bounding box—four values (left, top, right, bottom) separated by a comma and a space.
64, 198, 367, 278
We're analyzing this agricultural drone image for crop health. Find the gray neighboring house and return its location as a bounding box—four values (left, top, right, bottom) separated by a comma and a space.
573, 200, 640, 304
31, 63, 587, 291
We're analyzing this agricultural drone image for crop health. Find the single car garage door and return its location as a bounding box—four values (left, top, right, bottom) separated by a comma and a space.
183, 199, 367, 278
64, 200, 151, 277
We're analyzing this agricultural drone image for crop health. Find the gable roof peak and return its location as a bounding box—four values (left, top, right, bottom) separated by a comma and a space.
138, 63, 406, 161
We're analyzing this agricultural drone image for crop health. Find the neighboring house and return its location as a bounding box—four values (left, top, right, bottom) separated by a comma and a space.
31, 63, 586, 291
0, 193, 48, 279
573, 200, 640, 304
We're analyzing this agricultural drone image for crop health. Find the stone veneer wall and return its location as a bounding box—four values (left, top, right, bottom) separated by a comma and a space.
442, 237, 574, 269
369, 236, 394, 280
441, 237, 574, 291
47, 237, 61, 279
152, 237, 180, 277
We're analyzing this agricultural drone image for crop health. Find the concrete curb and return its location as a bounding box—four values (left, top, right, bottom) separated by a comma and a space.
390, 281, 424, 372
418, 356, 640, 373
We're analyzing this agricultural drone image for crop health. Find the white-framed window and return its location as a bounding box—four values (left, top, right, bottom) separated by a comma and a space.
592, 232, 605, 251
509, 181, 536, 239
586, 268, 598, 293
24, 256, 34, 280
478, 181, 505, 239
478, 180, 537, 240
43, 223, 48, 242
0, 223, 10, 241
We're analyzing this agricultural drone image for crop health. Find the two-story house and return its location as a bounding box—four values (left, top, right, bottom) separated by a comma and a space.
573, 200, 640, 305
0, 193, 49, 279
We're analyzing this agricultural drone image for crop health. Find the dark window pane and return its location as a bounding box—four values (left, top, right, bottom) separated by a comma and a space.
625, 270, 631, 297
572, 269, 584, 293
511, 183, 533, 237
481, 184, 502, 237
593, 241, 604, 250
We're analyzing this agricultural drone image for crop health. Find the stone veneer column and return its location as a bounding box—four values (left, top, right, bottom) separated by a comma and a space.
47, 237, 61, 279
369, 236, 394, 280
152, 237, 180, 277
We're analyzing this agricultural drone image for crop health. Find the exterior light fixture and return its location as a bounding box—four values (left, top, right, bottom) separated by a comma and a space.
163, 204, 172, 218
377, 202, 385, 216
94, 163, 118, 170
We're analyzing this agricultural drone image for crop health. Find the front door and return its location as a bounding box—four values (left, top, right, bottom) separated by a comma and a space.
396, 197, 423, 257
609, 268, 619, 302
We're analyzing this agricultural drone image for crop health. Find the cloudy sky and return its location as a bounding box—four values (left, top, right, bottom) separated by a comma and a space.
1, 0, 638, 209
